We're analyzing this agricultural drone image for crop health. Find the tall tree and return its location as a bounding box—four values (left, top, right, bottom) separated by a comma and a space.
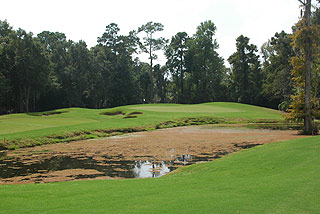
1, 22, 51, 113
287, 1, 320, 134
185, 21, 225, 103
134, 60, 152, 103
97, 23, 140, 107
0, 20, 15, 114
138, 22, 167, 102
165, 32, 189, 103
37, 31, 72, 110
302, 0, 313, 134
64, 40, 93, 107
97, 23, 120, 58
90, 45, 112, 108
228, 35, 262, 105
11, 29, 49, 112
261, 31, 295, 109
154, 64, 168, 102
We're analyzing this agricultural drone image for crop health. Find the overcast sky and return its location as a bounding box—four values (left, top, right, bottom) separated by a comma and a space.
0, 0, 308, 65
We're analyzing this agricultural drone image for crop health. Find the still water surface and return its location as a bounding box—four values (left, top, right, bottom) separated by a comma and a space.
0, 153, 217, 180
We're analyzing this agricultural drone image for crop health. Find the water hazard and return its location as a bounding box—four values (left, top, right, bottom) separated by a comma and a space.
1, 125, 287, 184
0, 153, 219, 184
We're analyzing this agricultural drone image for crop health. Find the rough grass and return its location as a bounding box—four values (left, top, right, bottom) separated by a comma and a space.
0, 102, 284, 149
0, 136, 319, 213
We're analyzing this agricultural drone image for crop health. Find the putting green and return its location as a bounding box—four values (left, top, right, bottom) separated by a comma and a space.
130, 104, 242, 113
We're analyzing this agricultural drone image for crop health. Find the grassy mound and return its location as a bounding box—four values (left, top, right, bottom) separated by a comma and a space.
0, 102, 283, 149
0, 136, 319, 213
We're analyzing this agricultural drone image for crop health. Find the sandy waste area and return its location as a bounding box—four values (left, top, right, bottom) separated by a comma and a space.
0, 125, 306, 184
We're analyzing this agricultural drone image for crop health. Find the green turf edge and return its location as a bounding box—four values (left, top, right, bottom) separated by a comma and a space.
0, 103, 284, 139
0, 136, 319, 214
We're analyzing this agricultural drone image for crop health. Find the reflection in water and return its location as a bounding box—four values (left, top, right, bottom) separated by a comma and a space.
134, 161, 170, 178
0, 153, 217, 181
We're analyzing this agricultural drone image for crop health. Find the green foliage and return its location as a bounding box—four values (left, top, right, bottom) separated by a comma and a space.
285, 57, 320, 123
165, 32, 189, 103
285, 7, 320, 126
137, 21, 168, 102
0, 21, 144, 113
153, 64, 168, 102
184, 21, 226, 103
0, 22, 50, 113
92, 23, 140, 108
3, 17, 315, 114
138, 22, 167, 56
228, 35, 263, 105
291, 20, 320, 53
261, 31, 295, 108
36, 31, 71, 109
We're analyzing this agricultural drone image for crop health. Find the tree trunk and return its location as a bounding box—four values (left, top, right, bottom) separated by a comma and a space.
33, 93, 36, 112
180, 54, 184, 103
304, 0, 313, 134
24, 85, 30, 113
19, 89, 23, 113
305, 57, 312, 134
149, 44, 154, 103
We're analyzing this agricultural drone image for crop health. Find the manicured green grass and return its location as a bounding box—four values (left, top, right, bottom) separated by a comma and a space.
0, 102, 283, 141
0, 136, 319, 213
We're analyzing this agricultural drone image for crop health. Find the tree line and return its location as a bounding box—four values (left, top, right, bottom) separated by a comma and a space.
0, 9, 319, 115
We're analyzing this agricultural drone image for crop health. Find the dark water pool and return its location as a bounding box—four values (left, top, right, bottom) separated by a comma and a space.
0, 153, 218, 180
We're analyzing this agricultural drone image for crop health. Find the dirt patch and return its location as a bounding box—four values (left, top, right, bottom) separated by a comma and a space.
42, 112, 64, 116
123, 115, 137, 119
0, 169, 111, 185
28, 111, 67, 117
0, 125, 306, 184
123, 112, 143, 119
128, 112, 143, 115
102, 110, 125, 116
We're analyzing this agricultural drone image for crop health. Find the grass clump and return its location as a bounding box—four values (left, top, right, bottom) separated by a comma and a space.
246, 123, 303, 130
155, 117, 221, 129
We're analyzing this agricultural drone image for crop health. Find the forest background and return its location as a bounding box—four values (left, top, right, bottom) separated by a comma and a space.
0, 5, 319, 115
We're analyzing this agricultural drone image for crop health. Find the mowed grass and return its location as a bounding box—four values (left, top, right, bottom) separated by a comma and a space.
0, 102, 283, 141
0, 135, 319, 213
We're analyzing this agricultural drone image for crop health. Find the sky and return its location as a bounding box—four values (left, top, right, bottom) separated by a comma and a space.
0, 0, 308, 65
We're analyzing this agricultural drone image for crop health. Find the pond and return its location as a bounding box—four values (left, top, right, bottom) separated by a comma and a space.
0, 153, 218, 184
0, 125, 303, 184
